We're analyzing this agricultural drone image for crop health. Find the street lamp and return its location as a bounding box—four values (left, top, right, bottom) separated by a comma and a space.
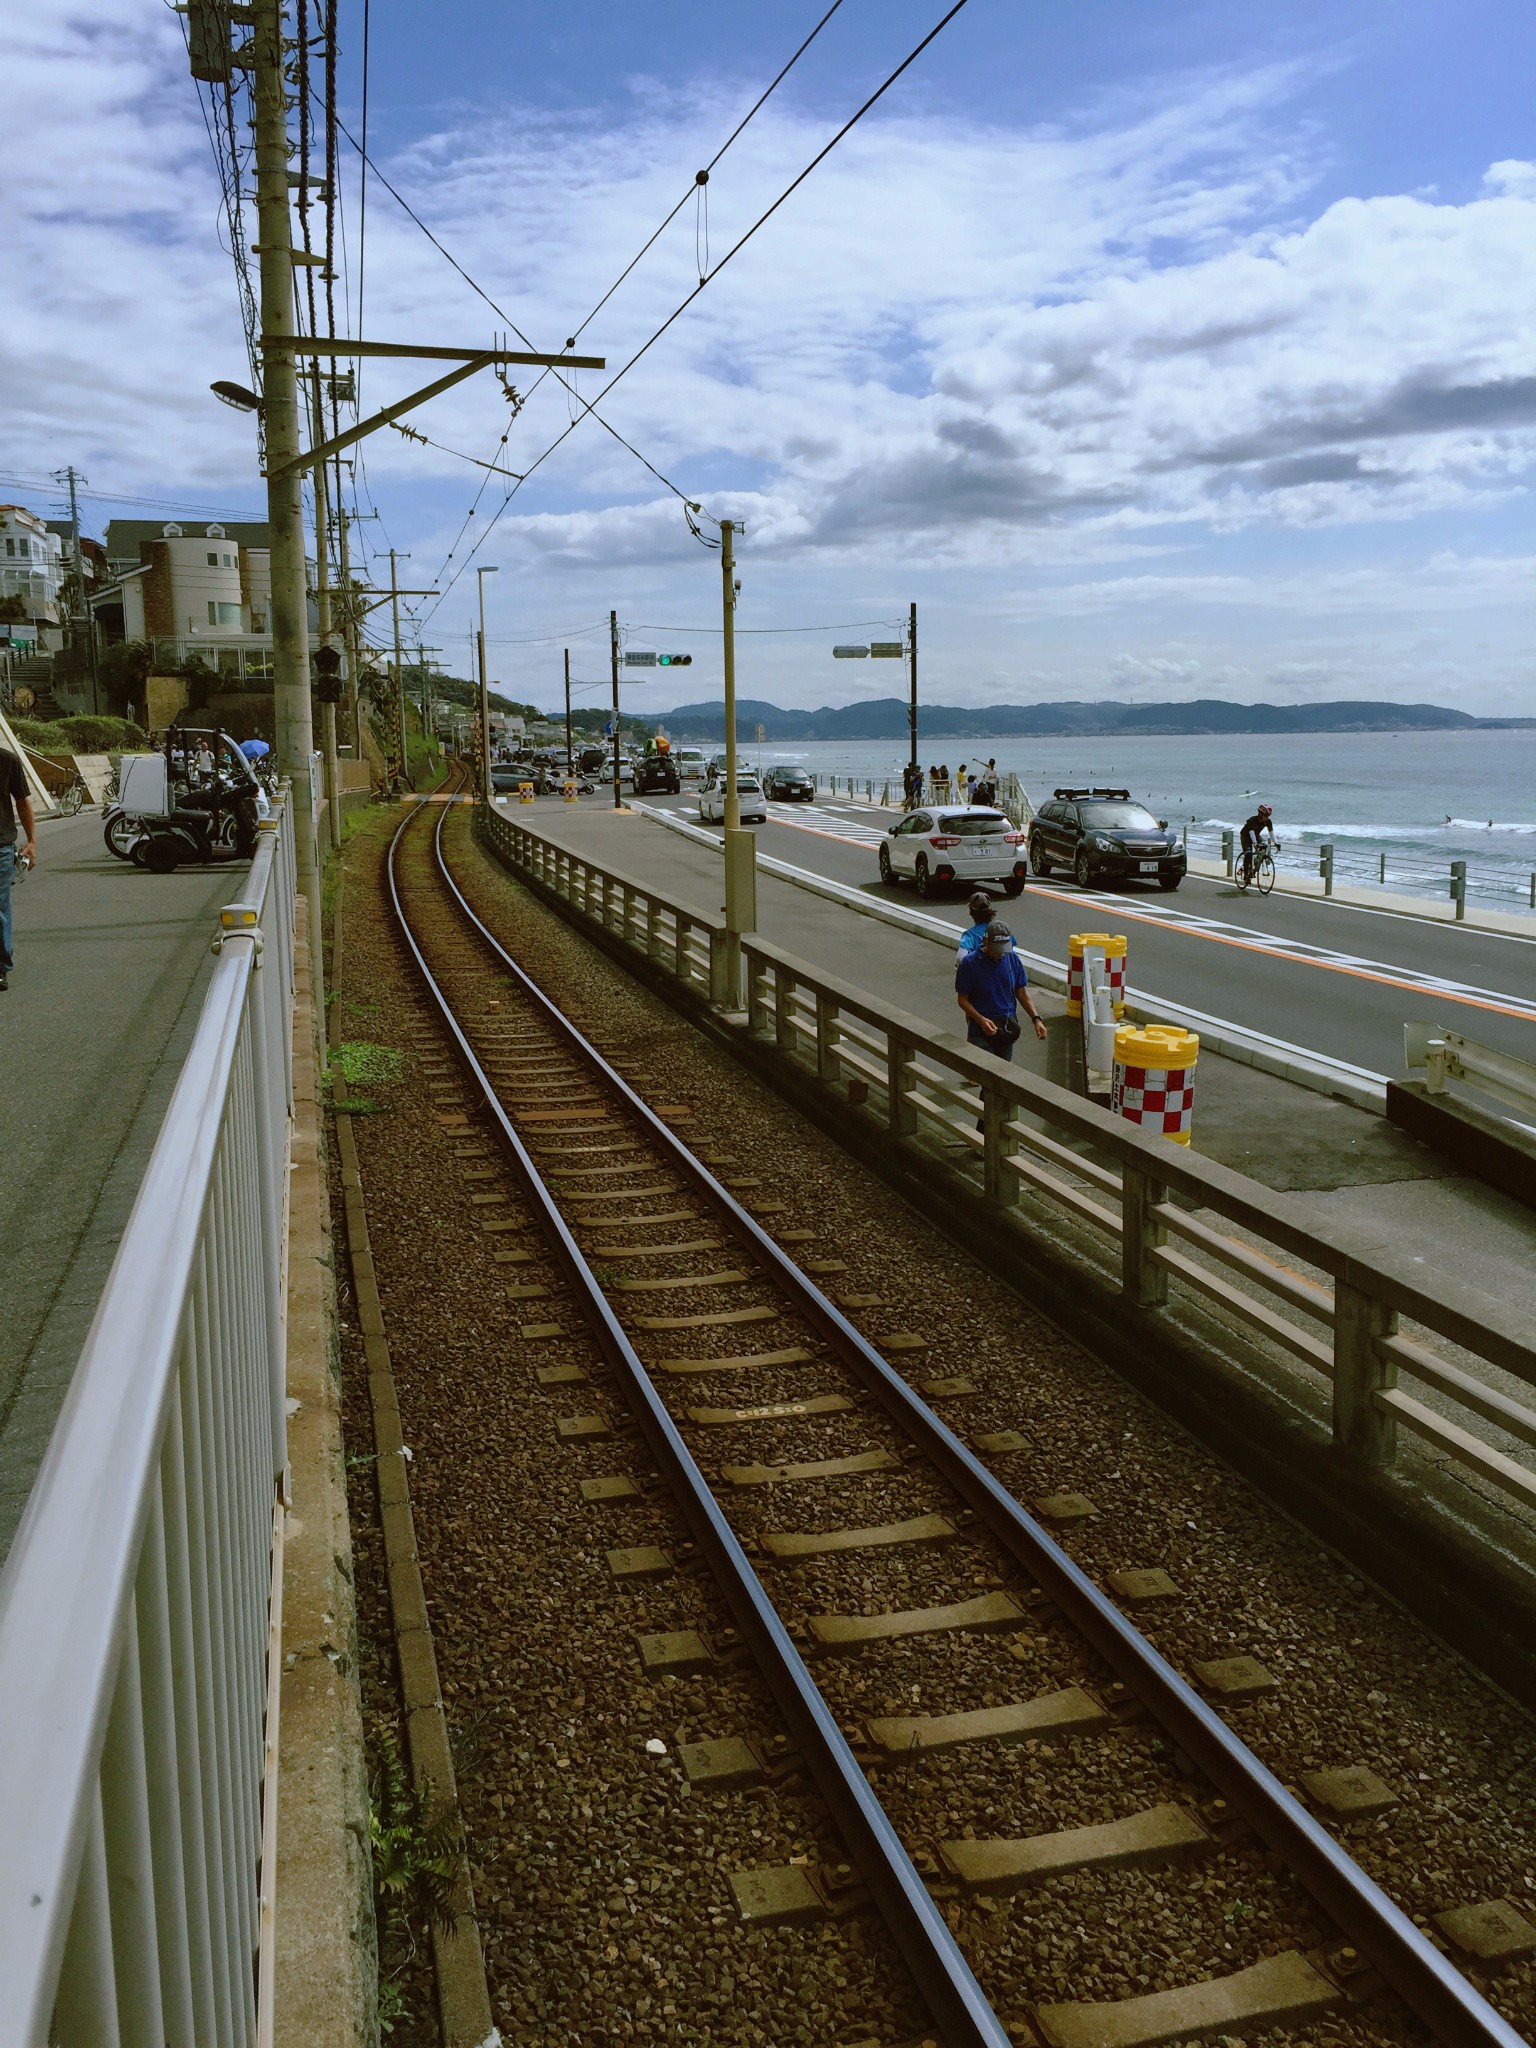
476, 566, 499, 804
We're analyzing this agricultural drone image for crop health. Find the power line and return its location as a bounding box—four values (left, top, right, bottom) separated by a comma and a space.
423, 0, 972, 619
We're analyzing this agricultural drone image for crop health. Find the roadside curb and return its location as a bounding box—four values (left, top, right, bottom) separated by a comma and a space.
634, 802, 1387, 1113
1184, 856, 1536, 938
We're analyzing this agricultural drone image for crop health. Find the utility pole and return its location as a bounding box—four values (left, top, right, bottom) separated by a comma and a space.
252, 0, 323, 996
335, 501, 362, 748
310, 375, 341, 849
388, 548, 409, 788
720, 519, 755, 986
609, 609, 622, 810
52, 465, 97, 714
476, 566, 498, 804
908, 600, 918, 783
564, 647, 573, 779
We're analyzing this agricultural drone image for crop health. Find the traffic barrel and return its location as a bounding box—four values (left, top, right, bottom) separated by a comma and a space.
519, 780, 535, 804
1112, 1024, 1199, 1145
1067, 932, 1127, 1019
563, 778, 578, 803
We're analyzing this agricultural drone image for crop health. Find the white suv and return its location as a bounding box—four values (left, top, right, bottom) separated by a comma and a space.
878, 805, 1027, 898
698, 770, 768, 824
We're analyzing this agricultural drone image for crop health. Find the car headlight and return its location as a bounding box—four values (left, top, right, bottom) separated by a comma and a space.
1088, 833, 1115, 852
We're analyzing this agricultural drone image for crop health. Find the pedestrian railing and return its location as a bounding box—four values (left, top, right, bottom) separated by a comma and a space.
481, 803, 1536, 1544
0, 800, 297, 2047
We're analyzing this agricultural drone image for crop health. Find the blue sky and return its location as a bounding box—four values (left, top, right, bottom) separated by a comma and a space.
6, 1, 1534, 713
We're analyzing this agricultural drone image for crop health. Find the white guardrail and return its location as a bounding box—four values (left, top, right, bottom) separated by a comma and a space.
480, 805, 1536, 1536
0, 799, 296, 2047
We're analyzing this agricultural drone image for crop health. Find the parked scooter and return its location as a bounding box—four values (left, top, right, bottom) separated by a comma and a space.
111, 725, 269, 872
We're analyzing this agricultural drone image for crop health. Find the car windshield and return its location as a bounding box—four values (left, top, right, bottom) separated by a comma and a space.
937, 811, 1008, 837
1079, 802, 1161, 831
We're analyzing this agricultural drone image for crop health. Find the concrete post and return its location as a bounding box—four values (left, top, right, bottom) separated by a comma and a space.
1332, 1279, 1399, 1467
1320, 843, 1335, 895
1221, 828, 1234, 878
982, 1087, 1018, 1206
1451, 860, 1467, 921
1121, 1165, 1169, 1308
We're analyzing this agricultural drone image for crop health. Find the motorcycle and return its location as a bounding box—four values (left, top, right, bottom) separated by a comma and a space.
116, 725, 268, 873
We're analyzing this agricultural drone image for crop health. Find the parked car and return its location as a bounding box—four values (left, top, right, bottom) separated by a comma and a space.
764, 765, 815, 801
877, 805, 1027, 898
634, 752, 681, 794
1028, 787, 1186, 891
698, 771, 768, 824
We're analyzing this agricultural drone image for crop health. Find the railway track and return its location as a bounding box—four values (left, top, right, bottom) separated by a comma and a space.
388, 791, 1521, 2048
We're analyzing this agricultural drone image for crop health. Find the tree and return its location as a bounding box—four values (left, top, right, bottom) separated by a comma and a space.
98, 638, 153, 715
0, 593, 28, 623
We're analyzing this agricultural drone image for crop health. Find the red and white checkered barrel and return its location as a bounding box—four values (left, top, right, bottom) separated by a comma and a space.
1067, 932, 1128, 1019
1112, 1025, 1200, 1146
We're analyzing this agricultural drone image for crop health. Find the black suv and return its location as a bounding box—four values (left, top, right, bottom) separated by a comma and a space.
763, 765, 814, 801
634, 752, 681, 795
1028, 787, 1186, 891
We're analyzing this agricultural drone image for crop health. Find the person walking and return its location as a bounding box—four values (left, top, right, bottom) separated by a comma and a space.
0, 743, 38, 993
902, 761, 923, 810
956, 920, 1047, 1062
934, 763, 951, 804
955, 761, 969, 803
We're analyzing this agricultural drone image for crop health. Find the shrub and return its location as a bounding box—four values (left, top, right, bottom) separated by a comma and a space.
10, 715, 148, 754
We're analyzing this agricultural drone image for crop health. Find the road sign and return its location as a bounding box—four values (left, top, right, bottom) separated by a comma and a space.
755, 723, 766, 743
624, 651, 657, 667
869, 641, 904, 658
603, 720, 614, 736
832, 645, 869, 658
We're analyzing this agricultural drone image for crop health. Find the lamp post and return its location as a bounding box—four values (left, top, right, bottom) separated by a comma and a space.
476, 566, 498, 803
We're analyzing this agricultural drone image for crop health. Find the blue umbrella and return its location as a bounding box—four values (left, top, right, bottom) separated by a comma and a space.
240, 738, 271, 758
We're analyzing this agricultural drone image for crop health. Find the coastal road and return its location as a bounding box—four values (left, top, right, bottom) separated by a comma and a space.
635, 792, 1536, 1077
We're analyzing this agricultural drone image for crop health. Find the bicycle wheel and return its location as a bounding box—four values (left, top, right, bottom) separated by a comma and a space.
1256, 852, 1277, 896
59, 781, 85, 816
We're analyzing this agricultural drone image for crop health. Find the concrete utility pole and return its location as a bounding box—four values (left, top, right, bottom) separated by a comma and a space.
476, 566, 498, 804
310, 376, 341, 849
335, 500, 361, 746
720, 519, 756, 971
564, 647, 573, 778
252, 0, 323, 995
52, 465, 97, 714
908, 599, 919, 781
609, 609, 622, 811
388, 548, 408, 788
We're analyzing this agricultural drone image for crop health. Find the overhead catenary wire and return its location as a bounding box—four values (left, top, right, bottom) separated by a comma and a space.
422, 0, 973, 620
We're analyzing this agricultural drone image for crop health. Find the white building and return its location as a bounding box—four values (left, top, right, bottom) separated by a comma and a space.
0, 506, 66, 624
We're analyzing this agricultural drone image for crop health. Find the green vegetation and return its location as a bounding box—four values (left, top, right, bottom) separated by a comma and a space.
12, 714, 149, 754
327, 1040, 408, 1114
369, 1730, 462, 1937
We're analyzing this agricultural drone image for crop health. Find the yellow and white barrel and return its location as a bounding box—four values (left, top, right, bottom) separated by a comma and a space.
1067, 932, 1127, 1018
1111, 1024, 1199, 1145
562, 777, 578, 803
518, 780, 535, 804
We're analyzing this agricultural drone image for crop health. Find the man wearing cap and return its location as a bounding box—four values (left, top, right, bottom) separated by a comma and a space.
955, 919, 1047, 1062
955, 890, 995, 959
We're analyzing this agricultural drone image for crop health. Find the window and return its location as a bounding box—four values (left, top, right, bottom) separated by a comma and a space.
207, 551, 219, 566
223, 553, 233, 567
208, 601, 218, 625
214, 602, 241, 627
1079, 802, 1161, 831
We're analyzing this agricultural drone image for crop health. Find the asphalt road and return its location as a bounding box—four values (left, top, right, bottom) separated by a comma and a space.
636, 791, 1536, 1078
0, 809, 234, 1564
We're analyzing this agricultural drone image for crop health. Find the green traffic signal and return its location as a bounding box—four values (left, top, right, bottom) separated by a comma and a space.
656, 653, 693, 666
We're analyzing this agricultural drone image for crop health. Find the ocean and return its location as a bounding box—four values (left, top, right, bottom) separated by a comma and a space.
736, 728, 1536, 913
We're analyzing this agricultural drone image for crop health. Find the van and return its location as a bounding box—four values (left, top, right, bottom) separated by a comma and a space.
672, 748, 708, 783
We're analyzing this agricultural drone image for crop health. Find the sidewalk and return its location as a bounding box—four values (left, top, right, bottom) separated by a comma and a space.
0, 809, 235, 1562
500, 795, 1536, 1315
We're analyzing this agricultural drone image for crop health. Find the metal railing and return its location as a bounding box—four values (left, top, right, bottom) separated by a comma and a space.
481, 805, 1536, 1540
0, 799, 297, 2047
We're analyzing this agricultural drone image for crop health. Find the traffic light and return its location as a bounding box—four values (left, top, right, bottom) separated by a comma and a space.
656, 653, 693, 666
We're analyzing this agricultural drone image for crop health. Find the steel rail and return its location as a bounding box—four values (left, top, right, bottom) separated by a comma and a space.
436, 802, 1526, 2048
387, 800, 1014, 2048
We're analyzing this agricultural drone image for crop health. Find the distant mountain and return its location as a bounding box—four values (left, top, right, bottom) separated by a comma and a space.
647, 696, 1526, 741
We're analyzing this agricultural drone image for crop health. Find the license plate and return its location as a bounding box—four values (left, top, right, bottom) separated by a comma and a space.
1138, 861, 1159, 873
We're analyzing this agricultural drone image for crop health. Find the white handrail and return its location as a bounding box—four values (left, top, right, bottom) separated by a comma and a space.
0, 800, 296, 2046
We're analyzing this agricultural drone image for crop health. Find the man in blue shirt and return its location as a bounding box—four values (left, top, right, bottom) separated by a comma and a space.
955, 920, 1047, 1063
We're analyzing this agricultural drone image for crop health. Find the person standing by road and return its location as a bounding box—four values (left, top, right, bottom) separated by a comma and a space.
934, 763, 951, 804
956, 890, 995, 958
955, 919, 1047, 1061
0, 743, 38, 993
902, 761, 923, 810
955, 761, 969, 803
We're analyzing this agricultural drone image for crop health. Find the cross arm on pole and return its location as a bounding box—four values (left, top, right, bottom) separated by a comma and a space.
265, 337, 605, 369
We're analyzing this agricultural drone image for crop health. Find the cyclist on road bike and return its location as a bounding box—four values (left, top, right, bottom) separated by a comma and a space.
1239, 803, 1274, 884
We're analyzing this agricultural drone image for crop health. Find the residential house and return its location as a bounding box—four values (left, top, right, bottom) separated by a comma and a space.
97, 520, 281, 680
0, 506, 66, 628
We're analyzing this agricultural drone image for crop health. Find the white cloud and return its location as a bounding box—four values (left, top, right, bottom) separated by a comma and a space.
4, 13, 1532, 711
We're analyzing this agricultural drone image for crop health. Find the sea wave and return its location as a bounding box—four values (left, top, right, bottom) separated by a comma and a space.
1195, 818, 1536, 839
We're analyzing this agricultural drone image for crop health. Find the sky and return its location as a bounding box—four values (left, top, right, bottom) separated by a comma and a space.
4, 0, 1534, 715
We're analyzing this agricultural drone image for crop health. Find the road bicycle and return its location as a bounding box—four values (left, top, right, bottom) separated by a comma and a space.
1235, 836, 1279, 895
